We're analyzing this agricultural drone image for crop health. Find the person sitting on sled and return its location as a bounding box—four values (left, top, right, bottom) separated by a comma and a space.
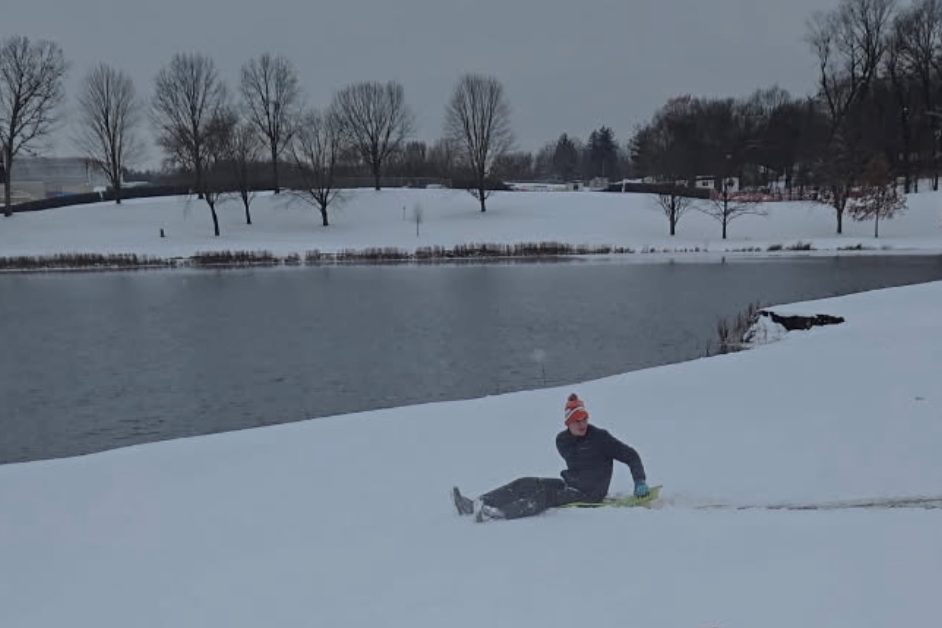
453, 393, 649, 521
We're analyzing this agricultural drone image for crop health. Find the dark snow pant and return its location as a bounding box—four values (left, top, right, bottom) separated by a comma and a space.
480, 477, 592, 520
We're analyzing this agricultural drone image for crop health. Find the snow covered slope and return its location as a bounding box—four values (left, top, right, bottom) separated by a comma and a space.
1, 280, 940, 627
1, 187, 941, 260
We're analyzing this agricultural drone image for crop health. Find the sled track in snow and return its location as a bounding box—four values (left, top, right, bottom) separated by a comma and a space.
691, 496, 942, 512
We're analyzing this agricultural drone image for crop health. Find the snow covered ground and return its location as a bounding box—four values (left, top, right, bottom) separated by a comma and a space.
1, 187, 941, 260
1, 280, 940, 627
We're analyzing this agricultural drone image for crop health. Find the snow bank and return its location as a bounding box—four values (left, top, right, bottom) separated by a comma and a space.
742, 312, 788, 346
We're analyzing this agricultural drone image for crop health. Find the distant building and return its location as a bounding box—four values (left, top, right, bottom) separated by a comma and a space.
694, 175, 740, 193
0, 157, 111, 204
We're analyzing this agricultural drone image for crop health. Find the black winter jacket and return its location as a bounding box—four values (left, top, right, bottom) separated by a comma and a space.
556, 424, 646, 501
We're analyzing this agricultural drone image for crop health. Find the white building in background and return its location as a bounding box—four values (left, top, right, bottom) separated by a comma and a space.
0, 157, 111, 204
694, 175, 740, 193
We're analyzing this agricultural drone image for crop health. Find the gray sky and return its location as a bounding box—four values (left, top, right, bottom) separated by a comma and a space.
10, 0, 833, 165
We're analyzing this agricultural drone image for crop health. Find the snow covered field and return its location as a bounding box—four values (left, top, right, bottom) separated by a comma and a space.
1, 279, 940, 627
1, 187, 941, 261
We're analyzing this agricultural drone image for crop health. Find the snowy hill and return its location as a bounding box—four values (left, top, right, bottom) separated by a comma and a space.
1, 280, 940, 627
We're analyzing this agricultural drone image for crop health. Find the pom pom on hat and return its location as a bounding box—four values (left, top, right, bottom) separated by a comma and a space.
564, 393, 589, 425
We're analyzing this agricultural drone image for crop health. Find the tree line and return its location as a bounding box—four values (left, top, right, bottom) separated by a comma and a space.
0, 40, 515, 230
1, 0, 938, 236
631, 0, 938, 236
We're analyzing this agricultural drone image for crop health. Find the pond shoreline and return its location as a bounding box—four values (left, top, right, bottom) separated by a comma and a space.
1, 241, 937, 273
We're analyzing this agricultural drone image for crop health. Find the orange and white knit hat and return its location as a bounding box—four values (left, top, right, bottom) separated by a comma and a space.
564, 393, 589, 425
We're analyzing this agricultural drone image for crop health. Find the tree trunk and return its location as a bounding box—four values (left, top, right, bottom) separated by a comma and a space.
897, 95, 911, 193
114, 177, 123, 205
836, 207, 843, 235
195, 153, 205, 200
722, 218, 727, 240
931, 131, 939, 191
874, 213, 879, 239
209, 203, 220, 237
902, 129, 911, 194
478, 188, 487, 213
320, 205, 329, 226
2, 153, 12, 216
271, 145, 280, 194
242, 193, 252, 225
669, 214, 676, 236
372, 162, 381, 191
196, 171, 205, 200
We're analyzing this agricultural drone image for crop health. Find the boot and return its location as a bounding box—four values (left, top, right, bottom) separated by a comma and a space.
452, 486, 475, 516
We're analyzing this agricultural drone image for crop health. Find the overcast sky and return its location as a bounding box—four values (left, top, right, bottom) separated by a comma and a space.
9, 0, 833, 164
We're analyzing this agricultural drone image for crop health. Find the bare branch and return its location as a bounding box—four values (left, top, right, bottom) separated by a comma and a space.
806, 0, 895, 129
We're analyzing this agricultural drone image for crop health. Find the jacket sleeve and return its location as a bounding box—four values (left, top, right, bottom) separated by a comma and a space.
603, 430, 646, 483
556, 431, 572, 461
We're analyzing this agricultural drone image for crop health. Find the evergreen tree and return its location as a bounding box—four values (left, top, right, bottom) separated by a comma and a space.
552, 134, 580, 181
586, 126, 618, 179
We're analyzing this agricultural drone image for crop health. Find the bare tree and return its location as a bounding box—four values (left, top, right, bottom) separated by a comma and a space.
228, 120, 262, 225
632, 111, 697, 235
884, 17, 916, 192
806, 0, 895, 233
331, 81, 413, 190
152, 53, 228, 200
291, 108, 343, 226
199, 107, 238, 236
240, 53, 300, 194
699, 180, 767, 240
428, 136, 459, 179
896, 0, 942, 190
445, 73, 514, 212
807, 0, 895, 130
850, 154, 906, 237
492, 150, 534, 181
0, 36, 67, 215
656, 193, 693, 237
75, 63, 141, 204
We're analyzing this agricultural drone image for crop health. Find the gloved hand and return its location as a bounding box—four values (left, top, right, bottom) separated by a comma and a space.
633, 481, 650, 498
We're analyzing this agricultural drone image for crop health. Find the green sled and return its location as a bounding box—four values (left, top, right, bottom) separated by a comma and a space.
560, 484, 662, 509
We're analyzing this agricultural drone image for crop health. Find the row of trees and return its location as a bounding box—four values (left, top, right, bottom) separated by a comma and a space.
631, 0, 938, 236
152, 54, 514, 233
0, 36, 516, 230
3, 1, 934, 235
1, 34, 629, 216
361, 125, 627, 185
